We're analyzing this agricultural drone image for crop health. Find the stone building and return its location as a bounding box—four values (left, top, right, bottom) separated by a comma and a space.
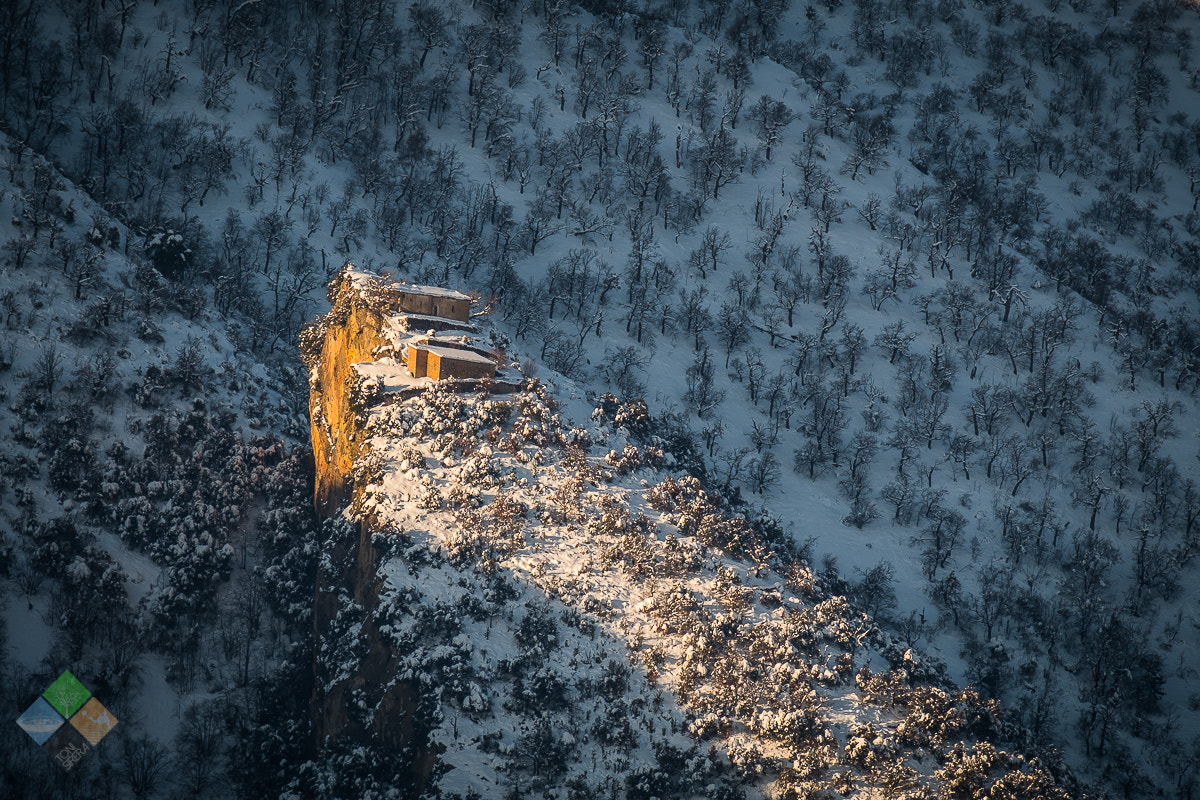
406, 343, 496, 381
384, 283, 472, 322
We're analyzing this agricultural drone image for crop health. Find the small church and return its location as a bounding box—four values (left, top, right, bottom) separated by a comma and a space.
383, 282, 472, 323
406, 342, 496, 380
382, 281, 497, 382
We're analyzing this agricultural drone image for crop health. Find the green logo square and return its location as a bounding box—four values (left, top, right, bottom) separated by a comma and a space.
42, 671, 92, 720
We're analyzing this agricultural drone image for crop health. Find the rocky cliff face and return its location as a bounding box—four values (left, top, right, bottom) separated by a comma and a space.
304, 269, 439, 790
308, 279, 386, 519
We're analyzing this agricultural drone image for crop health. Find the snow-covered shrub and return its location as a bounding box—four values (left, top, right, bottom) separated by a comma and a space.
136, 317, 165, 344
47, 433, 98, 495
564, 425, 593, 448
507, 666, 569, 714
855, 666, 911, 709
514, 603, 559, 656
547, 475, 586, 524
369, 527, 415, 562
842, 496, 881, 529
297, 317, 328, 370
402, 638, 476, 701
624, 764, 674, 800
513, 716, 575, 781
713, 566, 754, 614
690, 712, 733, 740
706, 780, 748, 800
31, 516, 85, 573
593, 393, 654, 441
315, 594, 367, 691
844, 722, 896, 769
893, 684, 1001, 752
595, 658, 631, 701
489, 492, 526, 529
445, 484, 480, 509
144, 227, 195, 281
345, 370, 383, 417
461, 682, 491, 717
660, 533, 702, 574
725, 741, 770, 782
398, 446, 426, 472
587, 701, 637, 748
458, 451, 498, 487
417, 485, 443, 510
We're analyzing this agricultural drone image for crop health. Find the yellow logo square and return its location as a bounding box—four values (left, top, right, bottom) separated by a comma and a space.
68, 697, 117, 746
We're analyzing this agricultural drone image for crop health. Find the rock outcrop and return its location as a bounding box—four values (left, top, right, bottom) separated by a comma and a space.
307, 272, 389, 520
303, 266, 502, 792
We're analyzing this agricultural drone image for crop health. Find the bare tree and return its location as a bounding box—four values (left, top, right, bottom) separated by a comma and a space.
685, 345, 724, 417
410, 1, 453, 67
748, 94, 793, 159
852, 561, 898, 618
716, 302, 750, 366
747, 451, 781, 493
692, 225, 732, 277
124, 736, 170, 800
174, 701, 225, 795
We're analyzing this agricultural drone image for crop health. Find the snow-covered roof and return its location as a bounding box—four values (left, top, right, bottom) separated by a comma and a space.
391, 282, 470, 301
342, 264, 470, 301
414, 344, 495, 365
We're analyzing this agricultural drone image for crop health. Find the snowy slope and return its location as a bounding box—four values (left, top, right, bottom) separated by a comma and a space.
2, 0, 1200, 795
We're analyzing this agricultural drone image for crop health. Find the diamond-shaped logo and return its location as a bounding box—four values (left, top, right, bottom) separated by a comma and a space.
16, 671, 117, 770
16, 697, 64, 746
69, 697, 118, 746
42, 671, 91, 719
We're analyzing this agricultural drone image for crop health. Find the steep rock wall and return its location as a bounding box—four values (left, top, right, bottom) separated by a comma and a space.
305, 272, 438, 791
309, 277, 393, 518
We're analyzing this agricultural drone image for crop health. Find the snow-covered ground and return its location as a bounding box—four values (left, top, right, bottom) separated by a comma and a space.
2, 0, 1199, 795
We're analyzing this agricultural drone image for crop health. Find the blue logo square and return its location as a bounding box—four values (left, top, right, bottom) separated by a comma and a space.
16, 697, 65, 746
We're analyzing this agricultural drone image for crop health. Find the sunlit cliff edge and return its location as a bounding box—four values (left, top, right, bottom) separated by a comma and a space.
306, 266, 517, 518
304, 267, 1079, 798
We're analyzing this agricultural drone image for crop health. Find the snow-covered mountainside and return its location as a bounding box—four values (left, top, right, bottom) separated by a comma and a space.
0, 132, 321, 797
306, 268, 1076, 798
2, 0, 1199, 796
